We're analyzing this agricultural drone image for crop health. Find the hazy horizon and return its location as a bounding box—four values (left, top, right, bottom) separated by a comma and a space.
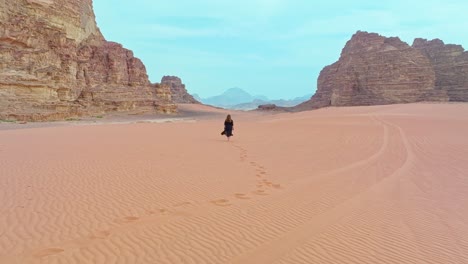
94, 0, 468, 100
193, 87, 312, 100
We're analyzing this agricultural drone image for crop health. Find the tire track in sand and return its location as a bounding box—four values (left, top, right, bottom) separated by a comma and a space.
231, 115, 415, 264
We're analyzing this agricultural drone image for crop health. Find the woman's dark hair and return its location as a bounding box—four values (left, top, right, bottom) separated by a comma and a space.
225, 114, 232, 122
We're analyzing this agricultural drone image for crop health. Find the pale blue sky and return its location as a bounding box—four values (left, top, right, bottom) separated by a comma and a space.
94, 0, 467, 100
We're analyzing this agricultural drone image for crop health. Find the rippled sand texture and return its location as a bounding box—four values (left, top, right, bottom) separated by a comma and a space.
1, 103, 468, 263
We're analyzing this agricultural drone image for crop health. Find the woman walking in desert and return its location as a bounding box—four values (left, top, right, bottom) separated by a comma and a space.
222, 114, 234, 141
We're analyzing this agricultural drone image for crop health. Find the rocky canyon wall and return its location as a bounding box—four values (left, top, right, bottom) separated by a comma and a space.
296, 31, 468, 111
413, 38, 468, 102
0, 0, 175, 121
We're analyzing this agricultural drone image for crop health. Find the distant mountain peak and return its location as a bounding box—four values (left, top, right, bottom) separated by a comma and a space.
199, 88, 310, 110
201, 87, 255, 107
222, 87, 251, 96
225, 87, 244, 92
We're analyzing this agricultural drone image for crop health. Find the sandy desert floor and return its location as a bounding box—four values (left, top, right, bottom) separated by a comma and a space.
1, 103, 468, 264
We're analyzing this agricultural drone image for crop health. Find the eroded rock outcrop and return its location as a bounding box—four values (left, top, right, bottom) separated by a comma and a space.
296, 31, 468, 111
161, 76, 199, 104
413, 38, 468, 101
153, 83, 177, 113
0, 0, 175, 121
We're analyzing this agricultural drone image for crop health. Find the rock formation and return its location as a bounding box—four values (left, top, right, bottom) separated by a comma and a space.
413, 38, 468, 102
257, 104, 278, 110
160, 76, 199, 104
0, 0, 176, 121
296, 31, 468, 111
153, 83, 177, 113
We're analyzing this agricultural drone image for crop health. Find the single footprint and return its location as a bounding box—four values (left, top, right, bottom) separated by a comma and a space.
253, 190, 269, 196
159, 208, 170, 215
262, 180, 273, 185
272, 183, 282, 189
115, 216, 139, 224
33, 248, 64, 257
234, 193, 251, 200
210, 199, 232, 207
89, 230, 111, 240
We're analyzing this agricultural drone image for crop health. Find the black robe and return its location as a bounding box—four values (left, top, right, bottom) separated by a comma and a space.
224, 120, 234, 137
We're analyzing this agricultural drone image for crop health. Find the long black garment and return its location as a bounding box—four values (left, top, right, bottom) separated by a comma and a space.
224, 120, 234, 137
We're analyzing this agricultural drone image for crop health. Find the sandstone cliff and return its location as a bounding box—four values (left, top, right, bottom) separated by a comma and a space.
160, 76, 199, 104
296, 31, 468, 111
0, 0, 175, 121
413, 38, 468, 102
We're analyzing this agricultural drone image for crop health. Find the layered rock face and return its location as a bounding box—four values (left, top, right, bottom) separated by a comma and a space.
161, 76, 199, 104
297, 31, 468, 110
297, 31, 443, 110
0, 0, 175, 121
153, 83, 177, 113
413, 38, 468, 101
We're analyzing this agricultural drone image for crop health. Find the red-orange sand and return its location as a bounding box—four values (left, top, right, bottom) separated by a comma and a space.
1, 103, 468, 263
